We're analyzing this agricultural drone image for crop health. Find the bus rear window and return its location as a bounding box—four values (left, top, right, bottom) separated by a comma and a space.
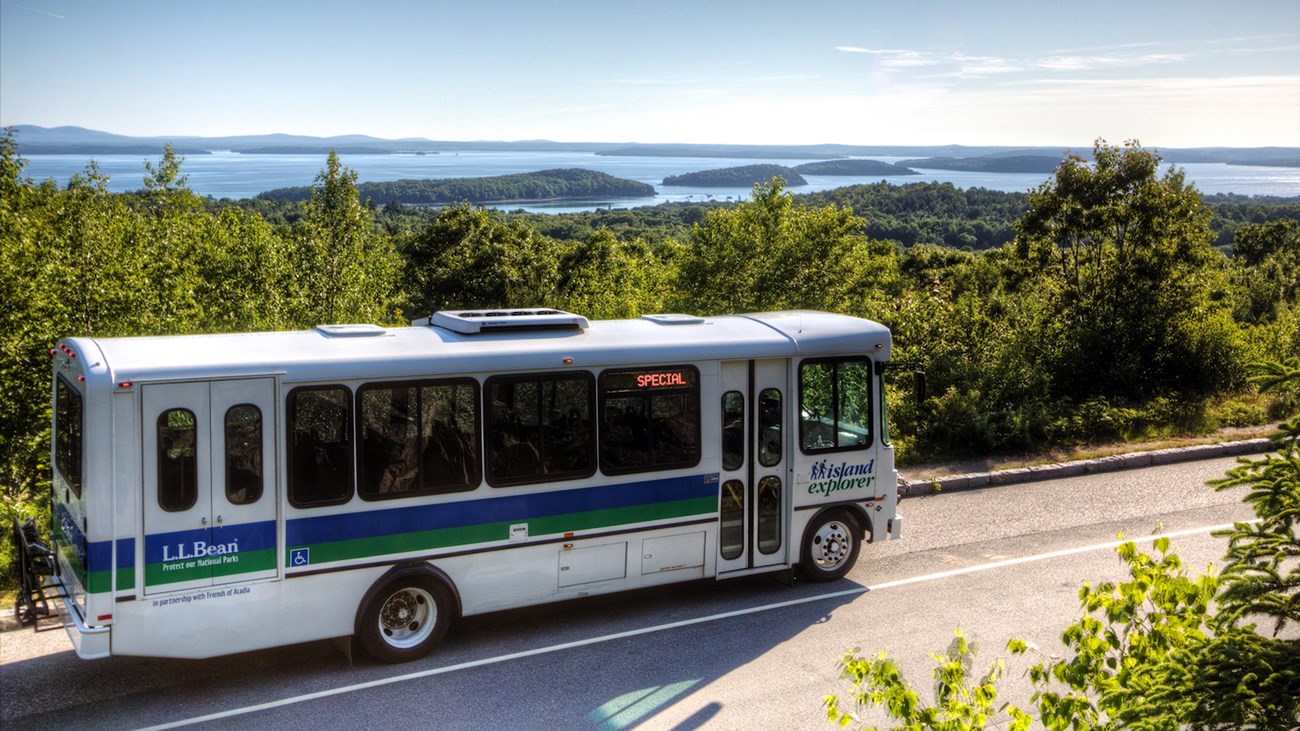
54, 376, 83, 498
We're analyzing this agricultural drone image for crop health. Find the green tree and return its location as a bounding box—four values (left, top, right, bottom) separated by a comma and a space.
886, 245, 1052, 457
1014, 538, 1221, 730
401, 203, 560, 315
192, 206, 295, 332
134, 146, 210, 332
289, 150, 400, 326
1230, 220, 1300, 326
675, 179, 897, 316
0, 128, 51, 572
1013, 140, 1242, 402
826, 629, 1032, 730
831, 358, 1300, 729
555, 229, 669, 319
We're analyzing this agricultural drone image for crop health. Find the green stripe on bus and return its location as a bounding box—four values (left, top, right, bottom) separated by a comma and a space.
291, 496, 716, 567
86, 568, 113, 594
116, 566, 135, 592
81, 566, 134, 594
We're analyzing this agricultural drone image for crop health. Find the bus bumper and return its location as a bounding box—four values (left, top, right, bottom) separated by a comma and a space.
49, 579, 110, 660
888, 515, 903, 540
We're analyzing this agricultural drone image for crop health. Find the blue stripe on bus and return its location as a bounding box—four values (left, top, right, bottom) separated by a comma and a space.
143, 520, 277, 564
116, 537, 135, 569
87, 537, 112, 571
78, 475, 720, 580
286, 473, 719, 547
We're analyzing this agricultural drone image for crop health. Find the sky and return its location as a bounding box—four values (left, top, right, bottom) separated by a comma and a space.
2, 0, 1299, 148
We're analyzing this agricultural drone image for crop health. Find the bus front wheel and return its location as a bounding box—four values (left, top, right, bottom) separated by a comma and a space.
357, 576, 452, 663
799, 510, 861, 582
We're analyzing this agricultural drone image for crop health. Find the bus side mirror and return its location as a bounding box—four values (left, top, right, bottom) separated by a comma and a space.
877, 361, 926, 405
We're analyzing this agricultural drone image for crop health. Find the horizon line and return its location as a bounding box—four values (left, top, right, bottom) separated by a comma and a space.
8, 124, 1300, 152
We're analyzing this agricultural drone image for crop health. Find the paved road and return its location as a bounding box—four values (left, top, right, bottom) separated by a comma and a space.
1, 456, 1256, 730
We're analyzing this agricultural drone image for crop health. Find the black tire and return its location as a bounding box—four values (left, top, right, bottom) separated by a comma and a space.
357, 576, 452, 663
798, 509, 861, 582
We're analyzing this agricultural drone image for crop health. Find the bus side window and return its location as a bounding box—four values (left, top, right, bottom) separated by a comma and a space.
358, 379, 481, 499
486, 373, 594, 487
799, 358, 872, 453
421, 380, 481, 492
54, 376, 84, 498
225, 404, 263, 505
721, 391, 744, 471
719, 479, 744, 560
288, 386, 354, 507
758, 388, 781, 467
598, 366, 701, 476
158, 408, 198, 511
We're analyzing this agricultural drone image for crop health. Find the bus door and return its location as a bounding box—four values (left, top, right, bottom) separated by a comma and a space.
717, 360, 788, 574
142, 379, 278, 595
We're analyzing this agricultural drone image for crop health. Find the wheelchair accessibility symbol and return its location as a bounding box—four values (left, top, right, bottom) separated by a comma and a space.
290, 548, 310, 567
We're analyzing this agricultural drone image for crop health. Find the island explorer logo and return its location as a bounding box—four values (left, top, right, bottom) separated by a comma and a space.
807, 458, 875, 497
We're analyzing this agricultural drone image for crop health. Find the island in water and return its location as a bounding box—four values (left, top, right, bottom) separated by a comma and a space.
899, 155, 1066, 173
257, 168, 655, 205
663, 164, 809, 187
663, 159, 921, 187
794, 159, 920, 176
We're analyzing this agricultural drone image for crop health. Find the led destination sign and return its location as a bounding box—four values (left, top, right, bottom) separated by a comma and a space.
601, 367, 698, 393
637, 371, 690, 388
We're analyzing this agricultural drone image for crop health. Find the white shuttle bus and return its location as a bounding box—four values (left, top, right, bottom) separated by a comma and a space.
36, 309, 902, 662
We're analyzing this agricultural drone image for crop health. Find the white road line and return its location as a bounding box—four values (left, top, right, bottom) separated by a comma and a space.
139, 522, 1247, 730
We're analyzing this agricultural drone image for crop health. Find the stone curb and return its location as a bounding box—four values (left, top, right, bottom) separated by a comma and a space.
900, 437, 1276, 499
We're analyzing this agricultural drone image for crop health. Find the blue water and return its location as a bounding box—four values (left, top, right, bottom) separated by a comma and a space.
16, 150, 1300, 213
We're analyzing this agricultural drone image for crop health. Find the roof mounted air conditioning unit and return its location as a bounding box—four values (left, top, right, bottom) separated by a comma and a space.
425, 309, 590, 335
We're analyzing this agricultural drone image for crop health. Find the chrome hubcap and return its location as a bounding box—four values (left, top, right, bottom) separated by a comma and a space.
812, 521, 851, 570
379, 587, 435, 649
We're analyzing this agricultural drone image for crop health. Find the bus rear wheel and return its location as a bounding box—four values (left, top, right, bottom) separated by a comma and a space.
358, 576, 452, 663
799, 510, 861, 582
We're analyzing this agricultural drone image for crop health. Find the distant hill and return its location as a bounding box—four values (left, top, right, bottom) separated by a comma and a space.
662, 165, 808, 187
598, 144, 837, 160
794, 159, 919, 176
8, 125, 404, 155
256, 168, 655, 205
9, 126, 1300, 167
899, 155, 1065, 173
1228, 158, 1300, 169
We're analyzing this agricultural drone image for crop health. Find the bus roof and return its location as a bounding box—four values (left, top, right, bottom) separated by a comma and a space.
67, 310, 891, 385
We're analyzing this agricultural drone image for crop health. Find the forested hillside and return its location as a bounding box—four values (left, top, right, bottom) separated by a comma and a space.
3, 131, 1299, 585
258, 168, 655, 205
663, 164, 807, 187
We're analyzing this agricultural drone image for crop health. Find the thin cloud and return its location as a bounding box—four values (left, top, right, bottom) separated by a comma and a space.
837, 47, 1021, 77
835, 47, 945, 68
1035, 52, 1187, 71
951, 54, 1020, 76
1, 1, 65, 19
1022, 73, 1300, 91
1205, 33, 1300, 47
839, 42, 1193, 77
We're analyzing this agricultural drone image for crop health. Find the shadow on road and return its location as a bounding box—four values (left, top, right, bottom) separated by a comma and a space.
2, 573, 866, 729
